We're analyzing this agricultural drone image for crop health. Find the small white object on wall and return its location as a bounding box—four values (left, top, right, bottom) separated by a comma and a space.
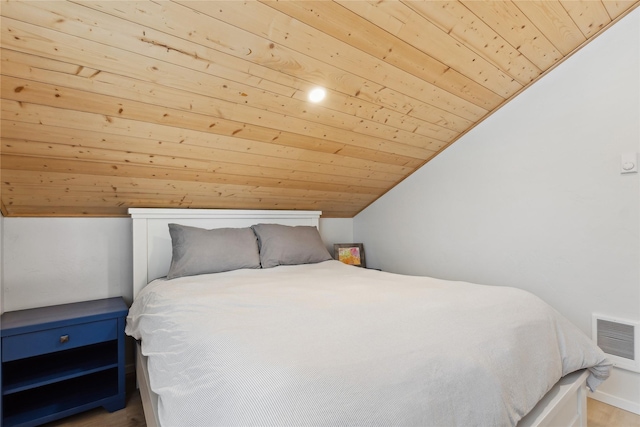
620, 152, 637, 174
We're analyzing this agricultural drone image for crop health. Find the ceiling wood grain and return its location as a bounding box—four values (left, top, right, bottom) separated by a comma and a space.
1, 0, 638, 217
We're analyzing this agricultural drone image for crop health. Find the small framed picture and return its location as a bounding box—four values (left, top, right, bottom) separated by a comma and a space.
334, 243, 366, 268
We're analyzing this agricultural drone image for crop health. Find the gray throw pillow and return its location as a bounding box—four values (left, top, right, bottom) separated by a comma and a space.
251, 223, 332, 268
167, 224, 260, 279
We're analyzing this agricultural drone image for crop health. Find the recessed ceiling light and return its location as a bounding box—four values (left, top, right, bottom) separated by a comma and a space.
308, 87, 326, 103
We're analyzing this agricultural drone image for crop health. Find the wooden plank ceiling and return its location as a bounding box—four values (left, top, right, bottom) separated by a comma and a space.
1, 0, 638, 217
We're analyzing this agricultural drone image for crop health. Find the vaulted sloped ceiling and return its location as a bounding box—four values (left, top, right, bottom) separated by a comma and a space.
1, 1, 638, 217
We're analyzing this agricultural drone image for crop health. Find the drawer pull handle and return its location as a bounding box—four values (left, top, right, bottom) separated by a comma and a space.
60, 335, 70, 344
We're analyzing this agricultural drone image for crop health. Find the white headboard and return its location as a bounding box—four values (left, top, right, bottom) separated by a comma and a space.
129, 208, 322, 298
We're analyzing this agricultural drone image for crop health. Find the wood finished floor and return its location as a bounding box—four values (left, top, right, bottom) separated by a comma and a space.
45, 378, 640, 427
587, 399, 640, 427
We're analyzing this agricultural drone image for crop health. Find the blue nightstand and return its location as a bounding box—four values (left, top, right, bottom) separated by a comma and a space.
1, 297, 128, 427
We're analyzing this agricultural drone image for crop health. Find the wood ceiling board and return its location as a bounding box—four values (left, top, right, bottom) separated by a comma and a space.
1, 27, 455, 150
2, 100, 425, 170
2, 76, 438, 159
3, 206, 132, 217
73, 0, 473, 132
3, 170, 377, 205
2, 120, 414, 177
3, 189, 363, 218
560, 1, 612, 38
402, 0, 542, 85
0, 16, 452, 158
603, 0, 639, 19
177, 1, 489, 121
1, 0, 638, 218
333, 0, 521, 98
3, 151, 398, 193
1, 155, 385, 196
266, 0, 509, 107
2, 138, 405, 185
2, 56, 410, 148
0, 5, 455, 164
4, 184, 372, 210
461, 0, 564, 70
513, 1, 586, 55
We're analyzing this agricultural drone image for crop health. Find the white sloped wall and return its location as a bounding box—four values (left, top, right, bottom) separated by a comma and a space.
355, 9, 640, 412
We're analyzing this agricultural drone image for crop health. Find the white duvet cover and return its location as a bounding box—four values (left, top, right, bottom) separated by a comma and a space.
126, 260, 611, 427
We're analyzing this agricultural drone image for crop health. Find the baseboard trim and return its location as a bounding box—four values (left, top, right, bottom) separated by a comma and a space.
589, 389, 640, 415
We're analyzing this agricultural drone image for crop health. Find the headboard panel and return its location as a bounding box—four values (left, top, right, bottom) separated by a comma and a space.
129, 208, 322, 298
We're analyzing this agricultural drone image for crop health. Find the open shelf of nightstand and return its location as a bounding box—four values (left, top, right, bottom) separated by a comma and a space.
3, 369, 119, 427
3, 341, 118, 395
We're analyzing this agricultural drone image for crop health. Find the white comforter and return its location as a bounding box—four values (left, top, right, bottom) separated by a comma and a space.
126, 260, 610, 427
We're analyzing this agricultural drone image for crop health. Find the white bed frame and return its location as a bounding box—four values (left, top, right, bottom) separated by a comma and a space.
128, 208, 589, 427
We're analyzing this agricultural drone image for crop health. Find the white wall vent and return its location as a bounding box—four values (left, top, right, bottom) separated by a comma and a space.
592, 314, 640, 373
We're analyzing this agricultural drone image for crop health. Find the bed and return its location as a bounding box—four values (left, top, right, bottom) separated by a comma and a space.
127, 208, 611, 427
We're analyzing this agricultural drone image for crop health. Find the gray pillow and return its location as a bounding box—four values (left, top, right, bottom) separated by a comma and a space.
167, 224, 260, 279
251, 223, 332, 268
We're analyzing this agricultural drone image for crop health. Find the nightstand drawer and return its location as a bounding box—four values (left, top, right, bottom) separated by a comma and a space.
2, 319, 118, 362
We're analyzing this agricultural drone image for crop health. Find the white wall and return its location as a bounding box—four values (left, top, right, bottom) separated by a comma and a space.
1, 216, 353, 312
3, 218, 134, 311
319, 218, 354, 257
355, 9, 640, 413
